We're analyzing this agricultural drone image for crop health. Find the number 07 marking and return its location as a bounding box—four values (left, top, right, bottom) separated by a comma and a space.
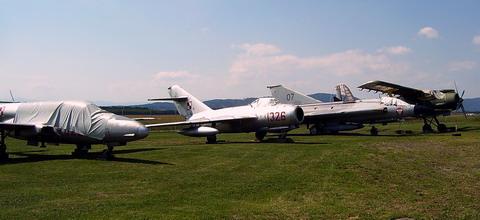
286, 93, 295, 101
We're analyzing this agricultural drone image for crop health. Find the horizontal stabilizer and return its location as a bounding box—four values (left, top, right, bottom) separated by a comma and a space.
148, 97, 188, 101
132, 117, 156, 121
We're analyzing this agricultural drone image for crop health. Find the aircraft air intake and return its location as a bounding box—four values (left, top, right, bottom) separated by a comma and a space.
295, 106, 305, 123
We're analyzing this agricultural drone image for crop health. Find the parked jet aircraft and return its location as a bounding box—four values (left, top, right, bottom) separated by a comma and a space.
359, 80, 465, 132
147, 85, 304, 143
0, 101, 149, 160
269, 84, 416, 135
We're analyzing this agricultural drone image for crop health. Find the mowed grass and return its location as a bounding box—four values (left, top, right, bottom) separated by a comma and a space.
1, 115, 480, 219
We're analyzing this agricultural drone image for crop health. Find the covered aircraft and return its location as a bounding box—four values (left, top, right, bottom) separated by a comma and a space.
269, 84, 415, 135
359, 80, 465, 132
147, 85, 304, 143
0, 101, 149, 160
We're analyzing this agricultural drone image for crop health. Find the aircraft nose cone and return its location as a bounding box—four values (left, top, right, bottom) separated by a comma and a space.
136, 125, 149, 139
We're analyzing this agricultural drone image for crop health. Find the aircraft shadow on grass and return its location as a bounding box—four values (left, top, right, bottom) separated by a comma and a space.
456, 126, 480, 132
285, 132, 415, 137
215, 138, 330, 145
2, 147, 174, 165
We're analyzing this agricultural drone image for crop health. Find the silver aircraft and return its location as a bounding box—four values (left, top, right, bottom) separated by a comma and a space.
0, 101, 149, 160
269, 84, 416, 135
147, 85, 304, 143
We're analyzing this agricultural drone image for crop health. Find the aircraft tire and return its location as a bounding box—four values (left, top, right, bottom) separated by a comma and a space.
255, 131, 267, 141
0, 143, 8, 160
206, 135, 217, 144
0, 152, 8, 160
438, 124, 447, 133
100, 149, 114, 160
423, 124, 433, 133
309, 127, 318, 135
370, 127, 379, 136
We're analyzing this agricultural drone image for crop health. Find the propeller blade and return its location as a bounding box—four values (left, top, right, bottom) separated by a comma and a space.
9, 90, 15, 102
461, 90, 465, 98
454, 80, 459, 93
460, 104, 467, 119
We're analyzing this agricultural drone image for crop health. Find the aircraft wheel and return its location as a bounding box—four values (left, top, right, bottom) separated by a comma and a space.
255, 131, 267, 141
370, 126, 379, 136
100, 145, 115, 160
100, 149, 114, 160
422, 124, 433, 133
0, 151, 8, 161
206, 135, 217, 144
309, 126, 318, 135
72, 144, 91, 158
437, 124, 447, 133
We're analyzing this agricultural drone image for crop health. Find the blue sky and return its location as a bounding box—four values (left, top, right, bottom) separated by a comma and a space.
1, 0, 479, 104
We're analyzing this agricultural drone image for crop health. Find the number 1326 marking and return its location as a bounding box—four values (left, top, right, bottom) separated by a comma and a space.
267, 111, 286, 121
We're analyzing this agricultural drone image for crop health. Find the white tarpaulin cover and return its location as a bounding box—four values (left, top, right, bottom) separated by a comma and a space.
13, 101, 111, 140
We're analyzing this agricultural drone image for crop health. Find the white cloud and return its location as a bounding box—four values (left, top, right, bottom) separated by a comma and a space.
378, 46, 412, 55
233, 43, 281, 56
473, 35, 480, 46
448, 60, 477, 72
227, 43, 412, 97
230, 43, 409, 80
153, 71, 197, 80
418, 27, 439, 39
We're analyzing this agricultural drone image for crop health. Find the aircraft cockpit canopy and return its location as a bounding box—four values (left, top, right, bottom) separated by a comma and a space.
423, 90, 446, 100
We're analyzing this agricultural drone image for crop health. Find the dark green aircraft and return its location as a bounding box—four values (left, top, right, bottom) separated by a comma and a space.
359, 80, 465, 133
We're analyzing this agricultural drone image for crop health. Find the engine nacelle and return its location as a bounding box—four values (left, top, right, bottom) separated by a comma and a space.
179, 126, 219, 137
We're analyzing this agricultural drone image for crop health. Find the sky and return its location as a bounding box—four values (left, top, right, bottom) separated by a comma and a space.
0, 0, 479, 104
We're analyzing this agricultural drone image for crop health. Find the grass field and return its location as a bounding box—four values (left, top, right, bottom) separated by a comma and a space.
1, 115, 480, 219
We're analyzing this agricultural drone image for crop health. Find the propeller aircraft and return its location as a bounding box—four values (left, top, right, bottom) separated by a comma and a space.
358, 80, 466, 133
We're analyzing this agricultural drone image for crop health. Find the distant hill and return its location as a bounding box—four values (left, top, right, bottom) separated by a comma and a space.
135, 102, 177, 111
463, 98, 480, 112
308, 93, 335, 102
204, 98, 257, 109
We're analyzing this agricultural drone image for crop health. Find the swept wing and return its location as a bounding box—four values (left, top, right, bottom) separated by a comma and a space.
146, 115, 257, 128
358, 80, 433, 103
302, 105, 387, 121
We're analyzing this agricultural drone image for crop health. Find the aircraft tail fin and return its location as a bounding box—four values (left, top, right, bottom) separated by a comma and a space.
268, 85, 321, 105
335, 84, 356, 103
149, 85, 211, 119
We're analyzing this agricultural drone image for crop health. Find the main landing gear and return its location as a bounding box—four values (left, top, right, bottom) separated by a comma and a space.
370, 126, 379, 136
309, 126, 318, 135
72, 144, 91, 158
72, 144, 115, 160
422, 116, 448, 133
0, 130, 8, 160
206, 135, 217, 144
255, 131, 267, 141
101, 145, 115, 160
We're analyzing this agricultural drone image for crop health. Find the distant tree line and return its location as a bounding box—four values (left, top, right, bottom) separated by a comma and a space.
100, 106, 177, 115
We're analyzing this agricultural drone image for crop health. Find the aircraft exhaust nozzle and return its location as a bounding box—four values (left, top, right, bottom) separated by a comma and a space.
179, 126, 219, 137
294, 106, 304, 124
